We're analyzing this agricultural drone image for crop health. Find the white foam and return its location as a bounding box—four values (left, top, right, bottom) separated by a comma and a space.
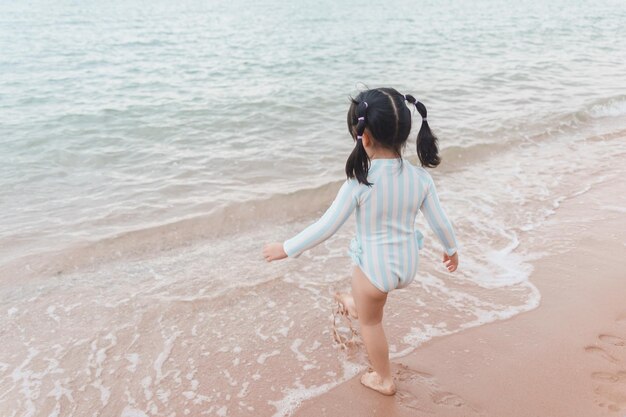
222, 369, 237, 387
269, 360, 363, 417
92, 380, 110, 407
141, 376, 152, 401
257, 350, 280, 364
308, 340, 321, 351
154, 331, 180, 383
452, 235, 534, 290
590, 98, 626, 118
570, 184, 592, 198
125, 353, 139, 373
46, 305, 60, 323
47, 379, 74, 402
400, 324, 450, 352
123, 386, 136, 406
289, 339, 308, 362
121, 406, 149, 417
391, 278, 541, 359
11, 347, 40, 417
47, 403, 61, 417
255, 327, 270, 341
156, 387, 170, 404
276, 321, 294, 337
236, 381, 250, 398
61, 302, 82, 313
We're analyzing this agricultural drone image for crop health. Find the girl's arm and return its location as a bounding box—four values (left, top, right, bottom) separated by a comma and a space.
420, 174, 459, 262
263, 180, 358, 262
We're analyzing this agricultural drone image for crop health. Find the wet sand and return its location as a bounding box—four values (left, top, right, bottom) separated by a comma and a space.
294, 175, 626, 416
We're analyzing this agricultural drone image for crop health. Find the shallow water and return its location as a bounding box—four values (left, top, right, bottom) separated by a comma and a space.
1, 0, 626, 416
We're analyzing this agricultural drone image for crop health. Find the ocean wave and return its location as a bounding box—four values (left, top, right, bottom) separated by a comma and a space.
588, 96, 626, 118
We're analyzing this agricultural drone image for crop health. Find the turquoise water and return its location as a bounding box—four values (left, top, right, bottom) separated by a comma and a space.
1, 2, 626, 416
1, 0, 625, 263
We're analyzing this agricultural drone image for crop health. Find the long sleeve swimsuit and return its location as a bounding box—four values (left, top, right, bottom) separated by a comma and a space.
283, 158, 458, 293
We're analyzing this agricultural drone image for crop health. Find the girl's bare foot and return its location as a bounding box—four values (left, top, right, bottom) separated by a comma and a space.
334, 292, 358, 319
360, 370, 396, 396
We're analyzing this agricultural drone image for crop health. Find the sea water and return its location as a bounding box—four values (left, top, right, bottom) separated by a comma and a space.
1, 0, 626, 416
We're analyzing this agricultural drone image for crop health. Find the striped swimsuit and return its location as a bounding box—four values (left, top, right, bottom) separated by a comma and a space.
283, 158, 458, 293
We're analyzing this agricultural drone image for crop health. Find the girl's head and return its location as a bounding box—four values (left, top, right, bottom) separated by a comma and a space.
345, 87, 440, 185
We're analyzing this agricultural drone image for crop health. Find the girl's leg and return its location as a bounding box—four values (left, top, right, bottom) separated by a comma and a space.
351, 266, 396, 395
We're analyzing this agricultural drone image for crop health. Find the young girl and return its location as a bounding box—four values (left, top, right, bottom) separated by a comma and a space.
262, 87, 459, 396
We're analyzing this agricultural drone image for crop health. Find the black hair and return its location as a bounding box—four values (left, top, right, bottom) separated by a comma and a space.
404, 94, 441, 168
345, 88, 441, 185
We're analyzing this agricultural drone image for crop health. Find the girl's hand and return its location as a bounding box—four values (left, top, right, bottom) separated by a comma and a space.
263, 242, 287, 262
443, 251, 458, 272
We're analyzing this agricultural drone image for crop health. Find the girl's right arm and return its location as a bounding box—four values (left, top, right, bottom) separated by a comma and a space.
281, 179, 358, 259
420, 173, 459, 271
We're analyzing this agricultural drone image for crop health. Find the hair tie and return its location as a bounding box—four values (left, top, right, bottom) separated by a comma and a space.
363, 101, 368, 108
356, 135, 363, 141
357, 116, 365, 121
422, 117, 427, 121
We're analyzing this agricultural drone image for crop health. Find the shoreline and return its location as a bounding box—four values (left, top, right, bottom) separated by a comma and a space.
294, 174, 626, 416
2, 127, 624, 417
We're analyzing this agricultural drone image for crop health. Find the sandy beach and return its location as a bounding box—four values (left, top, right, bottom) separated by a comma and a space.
295, 172, 626, 416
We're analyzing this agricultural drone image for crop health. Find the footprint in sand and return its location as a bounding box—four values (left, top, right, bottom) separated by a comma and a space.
594, 385, 626, 412
396, 388, 470, 413
589, 324, 626, 412
431, 391, 465, 407
395, 390, 431, 413
584, 345, 620, 364
598, 333, 626, 347
393, 364, 479, 415
394, 363, 434, 383
591, 371, 626, 383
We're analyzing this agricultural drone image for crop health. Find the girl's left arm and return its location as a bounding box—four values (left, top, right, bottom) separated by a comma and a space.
263, 180, 358, 262
420, 173, 458, 257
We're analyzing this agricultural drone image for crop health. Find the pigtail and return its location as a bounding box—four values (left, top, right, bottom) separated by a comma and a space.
345, 100, 373, 186
404, 94, 441, 168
